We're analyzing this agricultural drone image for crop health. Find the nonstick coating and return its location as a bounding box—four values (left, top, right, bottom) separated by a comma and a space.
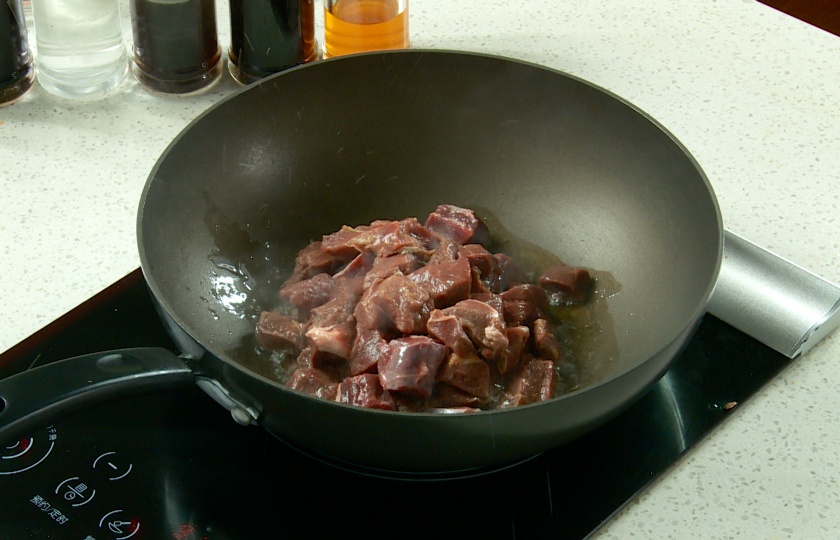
138, 50, 722, 472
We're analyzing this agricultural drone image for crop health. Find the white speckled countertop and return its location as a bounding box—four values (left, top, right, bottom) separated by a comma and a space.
2, 0, 839, 537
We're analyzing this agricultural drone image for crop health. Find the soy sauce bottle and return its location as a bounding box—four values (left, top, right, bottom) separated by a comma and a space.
228, 0, 317, 85
0, 0, 35, 105
130, 0, 222, 93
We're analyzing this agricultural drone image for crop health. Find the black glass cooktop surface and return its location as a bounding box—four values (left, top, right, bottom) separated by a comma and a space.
0, 270, 790, 539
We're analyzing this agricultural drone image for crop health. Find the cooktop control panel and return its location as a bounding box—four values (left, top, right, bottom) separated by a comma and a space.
0, 397, 221, 539
7, 430, 142, 537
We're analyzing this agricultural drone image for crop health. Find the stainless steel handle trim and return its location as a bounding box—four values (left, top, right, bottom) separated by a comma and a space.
195, 377, 260, 426
707, 230, 840, 358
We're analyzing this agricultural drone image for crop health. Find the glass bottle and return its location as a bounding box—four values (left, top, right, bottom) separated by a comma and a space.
228, 0, 317, 85
130, 0, 222, 94
30, 0, 128, 98
323, 0, 409, 58
0, 0, 35, 105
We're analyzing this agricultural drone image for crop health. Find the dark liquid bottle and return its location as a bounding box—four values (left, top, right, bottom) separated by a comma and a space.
228, 0, 317, 85
130, 0, 222, 93
0, 0, 34, 106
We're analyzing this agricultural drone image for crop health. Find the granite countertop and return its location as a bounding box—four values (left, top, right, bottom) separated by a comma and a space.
2, 0, 839, 537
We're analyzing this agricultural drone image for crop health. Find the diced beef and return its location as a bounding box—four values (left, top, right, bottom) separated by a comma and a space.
458, 244, 501, 293
336, 373, 396, 410
363, 253, 423, 289
295, 345, 344, 370
500, 284, 547, 326
426, 310, 475, 356
287, 367, 338, 400
498, 324, 530, 375
433, 383, 484, 408
495, 252, 526, 290
260, 205, 591, 413
468, 266, 486, 295
285, 240, 356, 285
255, 311, 304, 353
440, 299, 509, 360
378, 336, 447, 399
305, 324, 356, 361
278, 273, 334, 318
458, 244, 497, 274
469, 292, 505, 318
427, 238, 459, 264
348, 218, 436, 258
305, 276, 365, 361
503, 357, 555, 407
354, 274, 433, 335
532, 318, 564, 362
320, 225, 366, 259
407, 257, 472, 308
348, 325, 393, 376
436, 352, 491, 399
332, 251, 375, 281
538, 262, 591, 304
424, 204, 490, 246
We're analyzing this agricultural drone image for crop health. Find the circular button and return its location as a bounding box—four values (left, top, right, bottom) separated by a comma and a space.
93, 451, 133, 481
0, 426, 57, 475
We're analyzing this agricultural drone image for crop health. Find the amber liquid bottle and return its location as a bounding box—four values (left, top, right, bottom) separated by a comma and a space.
323, 0, 409, 58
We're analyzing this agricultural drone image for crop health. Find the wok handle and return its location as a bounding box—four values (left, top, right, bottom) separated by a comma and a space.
0, 347, 194, 445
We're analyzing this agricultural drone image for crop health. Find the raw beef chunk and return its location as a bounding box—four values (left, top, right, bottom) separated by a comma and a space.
424, 204, 490, 246
305, 276, 364, 361
355, 274, 433, 335
278, 273, 334, 318
255, 311, 304, 353
336, 374, 396, 410
348, 218, 436, 257
285, 240, 356, 285
378, 336, 447, 399
348, 325, 393, 376
458, 244, 502, 293
363, 253, 423, 289
320, 226, 368, 259
504, 358, 555, 407
287, 367, 338, 400
433, 383, 484, 408
494, 252, 526, 290
538, 262, 591, 304
436, 351, 491, 399
533, 318, 564, 362
469, 292, 505, 318
426, 310, 475, 356
500, 284, 547, 326
439, 299, 509, 360
428, 238, 459, 264
407, 257, 472, 308
498, 325, 530, 375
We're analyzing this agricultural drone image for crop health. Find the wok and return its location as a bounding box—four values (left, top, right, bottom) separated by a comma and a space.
0, 50, 722, 473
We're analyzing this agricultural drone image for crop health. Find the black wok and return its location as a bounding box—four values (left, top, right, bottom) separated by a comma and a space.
0, 50, 722, 473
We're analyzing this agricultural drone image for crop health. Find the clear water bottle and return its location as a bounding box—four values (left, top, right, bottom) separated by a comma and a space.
31, 0, 128, 98
0, 0, 35, 105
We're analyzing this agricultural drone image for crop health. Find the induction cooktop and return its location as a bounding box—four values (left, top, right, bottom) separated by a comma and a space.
0, 266, 795, 540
